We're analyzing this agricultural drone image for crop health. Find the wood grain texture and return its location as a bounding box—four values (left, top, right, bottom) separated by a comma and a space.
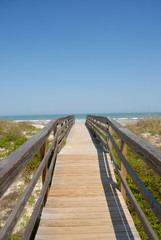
0, 115, 75, 240
107, 129, 161, 224
36, 124, 140, 240
121, 140, 127, 202
0, 116, 74, 198
87, 114, 161, 178
87, 115, 161, 225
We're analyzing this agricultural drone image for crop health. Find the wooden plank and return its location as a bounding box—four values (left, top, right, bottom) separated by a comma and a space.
39, 218, 133, 227
88, 117, 108, 134
107, 139, 159, 240
36, 124, 140, 240
22, 144, 58, 240
108, 129, 161, 223
86, 122, 108, 149
43, 206, 129, 213
0, 119, 58, 197
106, 117, 161, 177
0, 138, 57, 240
36, 225, 138, 235
0, 115, 75, 240
36, 233, 141, 240
0, 116, 75, 197
88, 119, 108, 139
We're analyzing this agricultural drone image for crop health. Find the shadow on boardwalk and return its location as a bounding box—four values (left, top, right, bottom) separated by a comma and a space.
86, 123, 136, 240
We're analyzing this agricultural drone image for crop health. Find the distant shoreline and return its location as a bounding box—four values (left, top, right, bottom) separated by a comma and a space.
0, 112, 161, 125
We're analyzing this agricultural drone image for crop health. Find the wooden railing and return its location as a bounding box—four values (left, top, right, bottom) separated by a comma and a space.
86, 114, 161, 240
0, 115, 75, 240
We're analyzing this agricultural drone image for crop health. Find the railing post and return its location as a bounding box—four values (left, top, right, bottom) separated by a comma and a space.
53, 124, 58, 150
40, 141, 49, 205
53, 123, 58, 137
121, 140, 127, 202
108, 125, 112, 154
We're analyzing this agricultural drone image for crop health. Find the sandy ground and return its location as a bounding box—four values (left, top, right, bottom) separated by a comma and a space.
0, 123, 45, 236
0, 121, 160, 237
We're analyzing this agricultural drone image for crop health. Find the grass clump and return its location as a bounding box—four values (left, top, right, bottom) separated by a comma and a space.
126, 117, 161, 137
0, 120, 40, 159
0, 120, 44, 239
0, 119, 43, 180
112, 117, 161, 239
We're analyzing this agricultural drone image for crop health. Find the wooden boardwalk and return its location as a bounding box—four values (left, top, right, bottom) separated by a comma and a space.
35, 124, 140, 240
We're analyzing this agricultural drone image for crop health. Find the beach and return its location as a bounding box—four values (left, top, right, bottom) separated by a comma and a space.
0, 115, 161, 238
1, 112, 161, 125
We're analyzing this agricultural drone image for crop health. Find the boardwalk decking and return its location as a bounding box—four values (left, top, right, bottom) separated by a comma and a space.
35, 124, 140, 240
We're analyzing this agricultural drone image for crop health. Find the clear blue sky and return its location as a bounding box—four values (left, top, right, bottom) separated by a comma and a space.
0, 0, 161, 115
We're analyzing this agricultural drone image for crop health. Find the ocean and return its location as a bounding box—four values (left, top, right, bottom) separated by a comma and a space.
0, 112, 161, 124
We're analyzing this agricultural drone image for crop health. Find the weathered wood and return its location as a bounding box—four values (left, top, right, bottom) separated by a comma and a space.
40, 142, 47, 184
107, 129, 161, 222
36, 124, 140, 240
106, 141, 159, 240
88, 114, 161, 179
121, 140, 127, 202
58, 115, 75, 125
106, 117, 161, 178
57, 127, 68, 143
88, 117, 108, 133
107, 125, 112, 154
88, 115, 161, 221
57, 119, 74, 142
0, 119, 58, 197
87, 115, 161, 239
86, 122, 108, 150
58, 121, 75, 153
0, 137, 57, 240
22, 144, 58, 240
87, 115, 107, 124
40, 142, 49, 204
0, 115, 75, 239
87, 119, 108, 141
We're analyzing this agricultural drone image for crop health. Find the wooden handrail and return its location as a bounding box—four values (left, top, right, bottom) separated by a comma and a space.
0, 115, 75, 240
87, 114, 161, 177
86, 114, 161, 240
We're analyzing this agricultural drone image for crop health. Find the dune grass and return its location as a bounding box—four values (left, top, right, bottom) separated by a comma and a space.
112, 117, 161, 239
126, 117, 161, 137
0, 120, 44, 239
0, 120, 37, 157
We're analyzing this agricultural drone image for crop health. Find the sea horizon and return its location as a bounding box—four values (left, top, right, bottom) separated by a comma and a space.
0, 112, 161, 124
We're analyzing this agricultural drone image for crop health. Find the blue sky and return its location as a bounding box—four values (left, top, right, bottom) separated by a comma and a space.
0, 0, 161, 115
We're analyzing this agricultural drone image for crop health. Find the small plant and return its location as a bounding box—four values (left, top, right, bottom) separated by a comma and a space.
112, 118, 161, 239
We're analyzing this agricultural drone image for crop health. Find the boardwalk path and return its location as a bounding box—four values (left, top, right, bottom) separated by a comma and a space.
36, 124, 140, 240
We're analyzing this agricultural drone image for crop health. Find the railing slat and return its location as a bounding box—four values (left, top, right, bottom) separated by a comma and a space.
86, 121, 108, 150
107, 129, 161, 222
22, 143, 58, 240
0, 115, 75, 239
0, 135, 58, 240
86, 114, 161, 240
106, 117, 161, 178
87, 119, 108, 141
107, 141, 159, 240
87, 117, 108, 133
0, 119, 58, 197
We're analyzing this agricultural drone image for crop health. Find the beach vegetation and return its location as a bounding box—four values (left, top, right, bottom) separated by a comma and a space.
0, 120, 41, 159
88, 117, 161, 239
125, 117, 161, 138
112, 117, 161, 239
0, 120, 44, 238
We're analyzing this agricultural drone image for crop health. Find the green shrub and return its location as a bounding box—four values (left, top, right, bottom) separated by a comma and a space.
111, 118, 161, 239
